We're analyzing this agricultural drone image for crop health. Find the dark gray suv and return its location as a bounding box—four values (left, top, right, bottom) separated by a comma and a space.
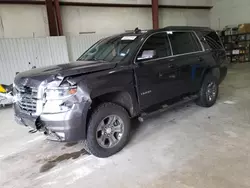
14, 26, 228, 157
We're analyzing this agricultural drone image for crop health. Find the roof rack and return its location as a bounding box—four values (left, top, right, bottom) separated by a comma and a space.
164, 26, 211, 31
134, 27, 149, 34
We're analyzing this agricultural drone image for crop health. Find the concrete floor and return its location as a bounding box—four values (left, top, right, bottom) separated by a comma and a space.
1, 64, 250, 188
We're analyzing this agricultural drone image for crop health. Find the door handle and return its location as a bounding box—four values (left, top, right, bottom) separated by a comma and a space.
159, 72, 176, 79
168, 74, 176, 79
168, 63, 175, 68
198, 57, 204, 62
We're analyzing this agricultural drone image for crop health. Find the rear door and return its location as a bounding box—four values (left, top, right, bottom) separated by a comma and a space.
167, 31, 206, 94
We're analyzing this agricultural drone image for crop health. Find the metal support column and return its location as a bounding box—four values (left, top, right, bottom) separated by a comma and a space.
54, 0, 63, 36
45, 0, 58, 36
151, 0, 159, 30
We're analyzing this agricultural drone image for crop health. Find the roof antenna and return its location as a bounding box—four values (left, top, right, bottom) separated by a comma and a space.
134, 27, 141, 34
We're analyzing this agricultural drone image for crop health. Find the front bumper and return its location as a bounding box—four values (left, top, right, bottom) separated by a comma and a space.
14, 101, 90, 142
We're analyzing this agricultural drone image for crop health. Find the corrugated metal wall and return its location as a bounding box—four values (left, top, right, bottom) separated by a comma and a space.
66, 34, 108, 61
0, 37, 69, 84
0, 35, 108, 84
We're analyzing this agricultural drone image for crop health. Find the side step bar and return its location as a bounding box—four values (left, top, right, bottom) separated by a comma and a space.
138, 95, 198, 122
29, 129, 37, 134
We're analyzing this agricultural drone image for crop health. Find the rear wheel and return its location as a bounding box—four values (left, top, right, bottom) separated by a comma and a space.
86, 103, 130, 158
196, 74, 219, 107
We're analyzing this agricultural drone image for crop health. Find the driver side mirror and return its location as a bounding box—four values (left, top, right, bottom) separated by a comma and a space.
136, 50, 156, 61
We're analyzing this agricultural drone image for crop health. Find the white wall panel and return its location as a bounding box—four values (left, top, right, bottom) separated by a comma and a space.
0, 1, 212, 38
66, 34, 108, 61
159, 9, 210, 27
186, 0, 212, 6
0, 37, 69, 84
0, 5, 49, 38
61, 6, 152, 35
186, 9, 210, 26
160, 9, 186, 26
210, 0, 250, 30
160, 0, 212, 6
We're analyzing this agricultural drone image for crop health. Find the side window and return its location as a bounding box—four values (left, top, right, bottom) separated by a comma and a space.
191, 32, 203, 51
203, 31, 223, 50
168, 32, 202, 55
137, 32, 171, 61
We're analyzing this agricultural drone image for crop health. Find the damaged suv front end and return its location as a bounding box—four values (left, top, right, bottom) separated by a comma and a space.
14, 75, 91, 142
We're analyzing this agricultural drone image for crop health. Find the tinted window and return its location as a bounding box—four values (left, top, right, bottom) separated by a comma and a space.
137, 32, 171, 61
168, 32, 202, 55
204, 31, 223, 49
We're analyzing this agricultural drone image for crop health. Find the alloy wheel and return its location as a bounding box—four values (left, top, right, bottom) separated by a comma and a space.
206, 81, 217, 102
96, 115, 124, 149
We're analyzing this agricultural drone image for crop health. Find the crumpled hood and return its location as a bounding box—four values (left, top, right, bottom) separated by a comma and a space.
14, 61, 116, 87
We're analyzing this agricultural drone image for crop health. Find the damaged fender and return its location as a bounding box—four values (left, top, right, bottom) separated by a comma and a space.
39, 78, 92, 141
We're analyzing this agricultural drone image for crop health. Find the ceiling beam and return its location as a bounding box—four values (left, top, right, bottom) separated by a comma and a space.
159, 5, 213, 9
0, 0, 45, 5
0, 1, 213, 9
59, 2, 212, 9
0, 1, 212, 9
59, 2, 150, 8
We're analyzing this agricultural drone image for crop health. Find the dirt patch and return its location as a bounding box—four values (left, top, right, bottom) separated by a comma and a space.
61, 147, 66, 150
64, 142, 78, 147
39, 149, 89, 173
40, 162, 57, 173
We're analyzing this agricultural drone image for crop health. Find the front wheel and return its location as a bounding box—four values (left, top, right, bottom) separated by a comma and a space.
86, 103, 131, 158
196, 74, 219, 107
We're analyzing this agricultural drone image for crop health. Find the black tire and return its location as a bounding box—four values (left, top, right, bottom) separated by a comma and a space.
86, 102, 131, 158
196, 73, 219, 107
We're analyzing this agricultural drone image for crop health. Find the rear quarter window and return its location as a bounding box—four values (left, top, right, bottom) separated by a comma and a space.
203, 31, 223, 50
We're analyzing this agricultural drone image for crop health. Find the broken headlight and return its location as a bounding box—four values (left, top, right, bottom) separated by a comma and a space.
45, 79, 77, 100
45, 86, 77, 100
43, 80, 77, 113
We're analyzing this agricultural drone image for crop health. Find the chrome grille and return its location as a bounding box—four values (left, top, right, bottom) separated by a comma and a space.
15, 86, 38, 113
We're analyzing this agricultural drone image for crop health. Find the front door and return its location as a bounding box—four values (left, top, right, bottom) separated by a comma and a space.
134, 32, 180, 110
